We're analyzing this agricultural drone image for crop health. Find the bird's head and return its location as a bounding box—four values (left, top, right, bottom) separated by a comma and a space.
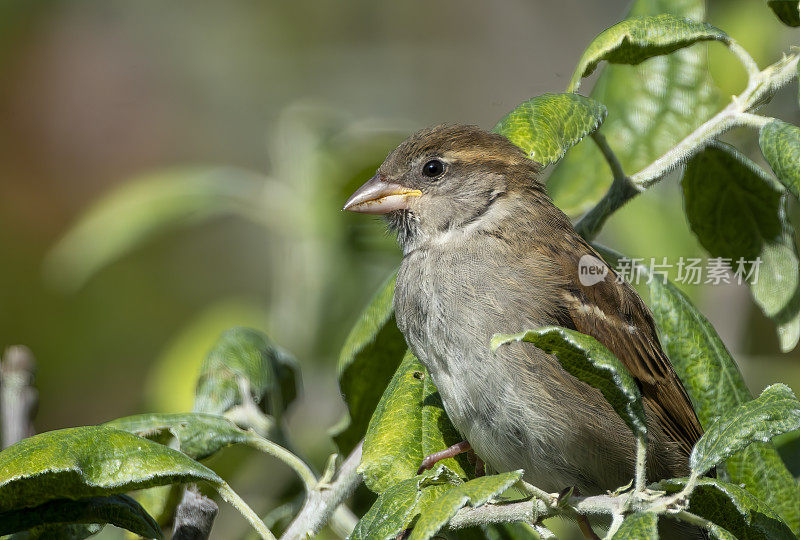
343, 124, 543, 251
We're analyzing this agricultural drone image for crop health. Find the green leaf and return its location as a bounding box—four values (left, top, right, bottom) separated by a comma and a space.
193, 327, 300, 434
548, 0, 718, 215
0, 495, 161, 538
0, 426, 271, 539
611, 512, 658, 539
421, 369, 471, 481
492, 326, 646, 439
767, 0, 800, 26
409, 472, 522, 540
332, 270, 408, 454
360, 352, 469, 494
760, 120, 800, 200
659, 477, 795, 539
104, 412, 253, 461
43, 167, 266, 291
691, 384, 800, 476
646, 277, 749, 428
569, 15, 728, 92
350, 466, 460, 540
682, 143, 800, 352
492, 94, 607, 165
597, 244, 800, 534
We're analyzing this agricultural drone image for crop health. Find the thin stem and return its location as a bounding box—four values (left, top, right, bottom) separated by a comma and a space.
245, 433, 318, 492
574, 133, 639, 239
671, 510, 722, 532
605, 512, 625, 539
280, 440, 364, 540
726, 39, 760, 78
737, 112, 774, 129
634, 436, 647, 493
216, 481, 276, 540
591, 132, 628, 184
517, 479, 557, 504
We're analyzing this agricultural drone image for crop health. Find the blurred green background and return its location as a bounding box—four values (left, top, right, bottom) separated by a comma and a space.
0, 0, 798, 537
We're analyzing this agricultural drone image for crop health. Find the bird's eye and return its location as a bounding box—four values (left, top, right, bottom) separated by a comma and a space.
422, 159, 445, 178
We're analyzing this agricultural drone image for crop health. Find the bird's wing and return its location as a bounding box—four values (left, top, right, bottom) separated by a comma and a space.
549, 237, 703, 456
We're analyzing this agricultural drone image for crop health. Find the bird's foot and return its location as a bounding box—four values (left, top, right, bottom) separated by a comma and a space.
417, 440, 471, 474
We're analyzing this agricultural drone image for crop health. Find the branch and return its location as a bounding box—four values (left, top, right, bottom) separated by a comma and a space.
1, 345, 38, 448
172, 484, 219, 540
576, 49, 800, 241
280, 441, 363, 540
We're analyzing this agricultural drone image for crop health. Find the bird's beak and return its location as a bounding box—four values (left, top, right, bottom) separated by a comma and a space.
343, 174, 422, 214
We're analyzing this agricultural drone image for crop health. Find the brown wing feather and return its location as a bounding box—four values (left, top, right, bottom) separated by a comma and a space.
554, 238, 703, 456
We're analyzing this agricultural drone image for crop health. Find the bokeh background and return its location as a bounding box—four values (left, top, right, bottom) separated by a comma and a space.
1, 0, 798, 537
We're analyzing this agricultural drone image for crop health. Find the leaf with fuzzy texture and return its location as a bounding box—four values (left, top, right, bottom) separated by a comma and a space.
408, 472, 522, 540
0, 426, 268, 538
760, 120, 800, 201
493, 94, 606, 165
350, 466, 461, 540
492, 327, 646, 439
569, 15, 728, 91
682, 143, 800, 352
359, 352, 469, 494
691, 384, 800, 476
611, 512, 658, 539
659, 477, 795, 539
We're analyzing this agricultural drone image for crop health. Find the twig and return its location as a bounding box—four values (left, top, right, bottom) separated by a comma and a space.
574, 133, 638, 239
575, 50, 800, 241
1, 346, 38, 448
280, 441, 364, 540
172, 484, 219, 540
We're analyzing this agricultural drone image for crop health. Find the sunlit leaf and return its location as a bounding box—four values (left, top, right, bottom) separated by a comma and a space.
760, 120, 800, 201
569, 14, 728, 92
682, 143, 800, 352
659, 477, 795, 539
492, 327, 646, 439
0, 495, 161, 539
194, 326, 300, 438
43, 167, 266, 291
492, 93, 606, 165
548, 0, 718, 215
408, 472, 522, 540
690, 384, 800, 476
105, 412, 253, 461
350, 466, 461, 540
360, 352, 469, 494
0, 426, 271, 538
332, 270, 407, 454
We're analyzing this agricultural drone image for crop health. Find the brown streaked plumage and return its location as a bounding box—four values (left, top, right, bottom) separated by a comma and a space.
345, 124, 703, 534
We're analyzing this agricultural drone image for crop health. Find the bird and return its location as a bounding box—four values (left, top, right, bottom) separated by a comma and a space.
343, 124, 703, 531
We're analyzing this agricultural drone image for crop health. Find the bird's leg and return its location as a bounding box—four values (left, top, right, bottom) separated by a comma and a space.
417, 440, 471, 474
466, 449, 485, 477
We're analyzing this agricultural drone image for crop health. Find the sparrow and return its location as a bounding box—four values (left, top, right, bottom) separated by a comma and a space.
343, 124, 703, 503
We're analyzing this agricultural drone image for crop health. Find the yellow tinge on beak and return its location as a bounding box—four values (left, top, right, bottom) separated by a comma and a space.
343, 174, 422, 214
